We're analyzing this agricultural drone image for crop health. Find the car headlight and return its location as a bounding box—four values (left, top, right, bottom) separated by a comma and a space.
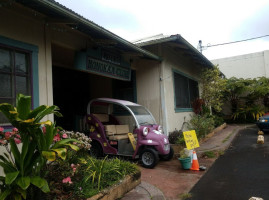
157, 125, 163, 133
143, 127, 149, 136
259, 119, 268, 122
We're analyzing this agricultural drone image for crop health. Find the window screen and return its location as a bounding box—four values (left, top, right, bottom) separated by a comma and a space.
174, 71, 199, 109
0, 46, 31, 124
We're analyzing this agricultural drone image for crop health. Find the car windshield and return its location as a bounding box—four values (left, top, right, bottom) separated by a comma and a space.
127, 105, 156, 125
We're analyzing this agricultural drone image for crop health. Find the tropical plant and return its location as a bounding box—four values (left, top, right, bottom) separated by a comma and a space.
0, 94, 79, 200
187, 114, 215, 139
200, 66, 226, 114
232, 104, 265, 122
45, 153, 138, 199
223, 77, 250, 113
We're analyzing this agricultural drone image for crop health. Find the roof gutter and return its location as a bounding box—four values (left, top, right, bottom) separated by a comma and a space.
176, 35, 214, 68
36, 0, 162, 61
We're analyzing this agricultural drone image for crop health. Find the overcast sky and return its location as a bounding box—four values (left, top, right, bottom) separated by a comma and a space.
56, 0, 269, 60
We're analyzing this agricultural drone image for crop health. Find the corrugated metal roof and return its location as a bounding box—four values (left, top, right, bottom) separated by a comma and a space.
134, 34, 214, 68
132, 34, 172, 44
15, 0, 161, 61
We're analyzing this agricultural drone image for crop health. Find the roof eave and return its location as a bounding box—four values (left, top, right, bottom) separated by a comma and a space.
33, 0, 162, 61
136, 34, 214, 68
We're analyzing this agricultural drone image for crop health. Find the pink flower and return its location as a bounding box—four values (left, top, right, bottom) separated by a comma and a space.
15, 134, 21, 139
42, 126, 46, 134
62, 176, 72, 184
53, 133, 61, 142
14, 138, 21, 144
0, 127, 4, 132
62, 133, 68, 139
71, 163, 76, 168
12, 128, 18, 132
5, 132, 11, 139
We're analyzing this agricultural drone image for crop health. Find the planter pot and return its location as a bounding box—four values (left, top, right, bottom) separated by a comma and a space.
178, 156, 192, 170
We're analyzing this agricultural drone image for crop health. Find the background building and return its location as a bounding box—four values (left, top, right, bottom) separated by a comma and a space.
212, 50, 269, 79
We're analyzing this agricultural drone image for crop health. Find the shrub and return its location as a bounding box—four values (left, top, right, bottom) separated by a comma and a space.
187, 115, 215, 140
168, 130, 182, 144
211, 115, 225, 127
46, 153, 139, 199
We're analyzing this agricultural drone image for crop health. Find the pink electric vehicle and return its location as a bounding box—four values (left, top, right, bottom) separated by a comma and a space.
85, 98, 174, 168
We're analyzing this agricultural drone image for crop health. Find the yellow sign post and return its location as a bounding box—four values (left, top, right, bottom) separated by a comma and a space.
128, 133, 137, 150
183, 130, 200, 150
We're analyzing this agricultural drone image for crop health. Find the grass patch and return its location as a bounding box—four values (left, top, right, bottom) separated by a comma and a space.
218, 150, 225, 156
222, 129, 236, 143
180, 192, 192, 200
203, 151, 216, 158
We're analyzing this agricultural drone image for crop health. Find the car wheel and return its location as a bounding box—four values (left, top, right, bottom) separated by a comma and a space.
160, 146, 174, 161
90, 141, 103, 158
140, 148, 159, 168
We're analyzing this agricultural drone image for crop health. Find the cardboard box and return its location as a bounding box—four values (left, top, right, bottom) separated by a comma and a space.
93, 114, 109, 122
116, 125, 129, 134
105, 125, 116, 135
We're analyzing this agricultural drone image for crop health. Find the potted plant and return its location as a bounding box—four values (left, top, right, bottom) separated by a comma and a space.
178, 148, 192, 170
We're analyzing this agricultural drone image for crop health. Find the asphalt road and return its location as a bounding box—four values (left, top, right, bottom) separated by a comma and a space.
188, 127, 269, 200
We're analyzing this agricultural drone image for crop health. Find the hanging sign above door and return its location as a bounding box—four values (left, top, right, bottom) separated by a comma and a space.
75, 48, 131, 81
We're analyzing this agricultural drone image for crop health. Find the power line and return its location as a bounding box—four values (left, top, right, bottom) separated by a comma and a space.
198, 34, 269, 53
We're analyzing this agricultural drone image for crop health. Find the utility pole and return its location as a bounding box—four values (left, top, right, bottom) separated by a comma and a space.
198, 40, 203, 53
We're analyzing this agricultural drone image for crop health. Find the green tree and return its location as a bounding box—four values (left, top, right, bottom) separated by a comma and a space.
200, 66, 226, 114
247, 77, 269, 108
223, 77, 250, 113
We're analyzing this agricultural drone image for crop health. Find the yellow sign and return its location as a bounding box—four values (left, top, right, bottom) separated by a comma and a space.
183, 130, 200, 150
128, 133, 137, 150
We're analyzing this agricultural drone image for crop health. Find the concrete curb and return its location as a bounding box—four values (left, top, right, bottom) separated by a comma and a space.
199, 123, 227, 144
197, 125, 245, 154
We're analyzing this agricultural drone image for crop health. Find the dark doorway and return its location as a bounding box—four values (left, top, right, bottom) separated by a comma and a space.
113, 70, 137, 102
52, 66, 91, 131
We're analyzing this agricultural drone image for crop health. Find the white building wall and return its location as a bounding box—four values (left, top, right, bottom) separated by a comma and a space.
162, 45, 201, 133
0, 5, 53, 115
212, 51, 269, 78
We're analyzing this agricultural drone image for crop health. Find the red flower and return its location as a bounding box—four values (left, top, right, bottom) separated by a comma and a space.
0, 127, 4, 132
42, 126, 46, 134
5, 132, 11, 139
14, 138, 21, 144
53, 133, 61, 142
15, 134, 21, 139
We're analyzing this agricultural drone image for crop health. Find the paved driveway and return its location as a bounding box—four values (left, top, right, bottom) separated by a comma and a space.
188, 127, 269, 200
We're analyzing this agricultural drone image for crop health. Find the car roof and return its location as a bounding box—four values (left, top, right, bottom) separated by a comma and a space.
90, 98, 141, 106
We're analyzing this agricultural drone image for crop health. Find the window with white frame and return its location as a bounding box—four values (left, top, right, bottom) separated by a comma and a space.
173, 70, 199, 111
0, 46, 32, 124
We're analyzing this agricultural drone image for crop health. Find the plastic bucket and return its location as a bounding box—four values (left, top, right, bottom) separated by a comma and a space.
178, 157, 192, 170
184, 149, 193, 162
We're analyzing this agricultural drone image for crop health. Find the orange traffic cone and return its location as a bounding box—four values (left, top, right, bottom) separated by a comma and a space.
190, 151, 199, 171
